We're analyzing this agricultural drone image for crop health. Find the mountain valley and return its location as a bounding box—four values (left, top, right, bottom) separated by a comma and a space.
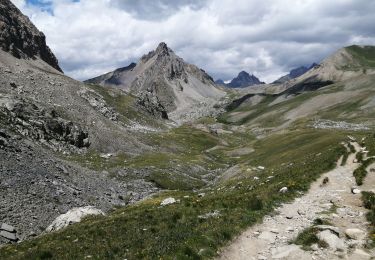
0, 1, 375, 259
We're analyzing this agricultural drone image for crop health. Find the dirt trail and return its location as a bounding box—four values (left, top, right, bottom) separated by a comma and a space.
218, 142, 375, 260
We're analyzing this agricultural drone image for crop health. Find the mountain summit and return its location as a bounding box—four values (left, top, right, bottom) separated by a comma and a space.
226, 71, 265, 88
86, 42, 225, 122
0, 0, 62, 72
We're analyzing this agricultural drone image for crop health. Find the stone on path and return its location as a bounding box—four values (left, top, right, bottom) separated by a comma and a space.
345, 228, 366, 240
258, 231, 276, 243
317, 230, 345, 251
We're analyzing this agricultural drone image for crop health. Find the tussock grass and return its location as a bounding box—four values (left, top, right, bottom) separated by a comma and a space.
354, 158, 375, 185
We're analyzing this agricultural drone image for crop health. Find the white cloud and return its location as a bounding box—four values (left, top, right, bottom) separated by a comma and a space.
13, 0, 375, 82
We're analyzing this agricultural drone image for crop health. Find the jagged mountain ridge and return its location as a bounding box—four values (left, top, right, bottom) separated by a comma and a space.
227, 71, 265, 88
0, 0, 62, 72
215, 71, 265, 88
273, 63, 317, 84
86, 42, 225, 122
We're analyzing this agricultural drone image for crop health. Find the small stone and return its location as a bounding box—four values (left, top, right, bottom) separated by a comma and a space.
315, 225, 341, 237
285, 214, 294, 219
352, 188, 361, 194
286, 226, 294, 232
279, 187, 288, 193
311, 244, 319, 251
160, 197, 176, 206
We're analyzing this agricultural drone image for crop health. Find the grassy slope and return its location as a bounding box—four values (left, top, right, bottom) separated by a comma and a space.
0, 128, 353, 259
219, 75, 375, 127
346, 45, 375, 68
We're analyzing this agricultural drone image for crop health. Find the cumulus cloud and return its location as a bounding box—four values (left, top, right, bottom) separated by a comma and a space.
13, 0, 375, 82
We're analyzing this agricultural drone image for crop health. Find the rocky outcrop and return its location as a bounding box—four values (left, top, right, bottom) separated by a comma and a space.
226, 71, 265, 88
78, 88, 119, 121
0, 95, 89, 152
136, 91, 168, 119
0, 0, 62, 72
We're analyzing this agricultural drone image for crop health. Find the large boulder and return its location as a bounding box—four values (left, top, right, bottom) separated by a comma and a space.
46, 206, 104, 232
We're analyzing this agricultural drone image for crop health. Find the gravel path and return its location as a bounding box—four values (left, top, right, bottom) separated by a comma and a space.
218, 142, 375, 260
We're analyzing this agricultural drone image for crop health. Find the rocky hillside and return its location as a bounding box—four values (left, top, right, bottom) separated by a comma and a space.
86, 42, 225, 122
0, 0, 61, 72
0, 3, 176, 245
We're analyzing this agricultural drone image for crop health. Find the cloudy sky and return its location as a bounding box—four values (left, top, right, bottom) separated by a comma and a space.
12, 0, 375, 83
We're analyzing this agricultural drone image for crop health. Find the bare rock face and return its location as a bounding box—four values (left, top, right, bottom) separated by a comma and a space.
0, 0, 62, 72
136, 91, 169, 119
0, 95, 90, 153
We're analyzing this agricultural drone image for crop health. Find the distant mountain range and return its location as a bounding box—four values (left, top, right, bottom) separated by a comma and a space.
273, 63, 318, 84
215, 71, 265, 88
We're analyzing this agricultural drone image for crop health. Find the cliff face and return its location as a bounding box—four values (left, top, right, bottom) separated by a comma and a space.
0, 0, 62, 72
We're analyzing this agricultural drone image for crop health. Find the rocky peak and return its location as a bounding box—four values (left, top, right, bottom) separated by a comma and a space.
0, 0, 62, 72
155, 42, 171, 56
227, 71, 265, 88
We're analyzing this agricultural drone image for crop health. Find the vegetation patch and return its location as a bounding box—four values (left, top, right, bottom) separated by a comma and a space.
292, 225, 328, 250
353, 158, 375, 185
361, 191, 375, 248
346, 45, 375, 68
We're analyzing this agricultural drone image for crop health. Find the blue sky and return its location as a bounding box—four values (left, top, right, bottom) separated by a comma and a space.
14, 0, 375, 82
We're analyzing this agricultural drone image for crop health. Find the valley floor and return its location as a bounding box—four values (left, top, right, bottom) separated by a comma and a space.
218, 143, 375, 260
